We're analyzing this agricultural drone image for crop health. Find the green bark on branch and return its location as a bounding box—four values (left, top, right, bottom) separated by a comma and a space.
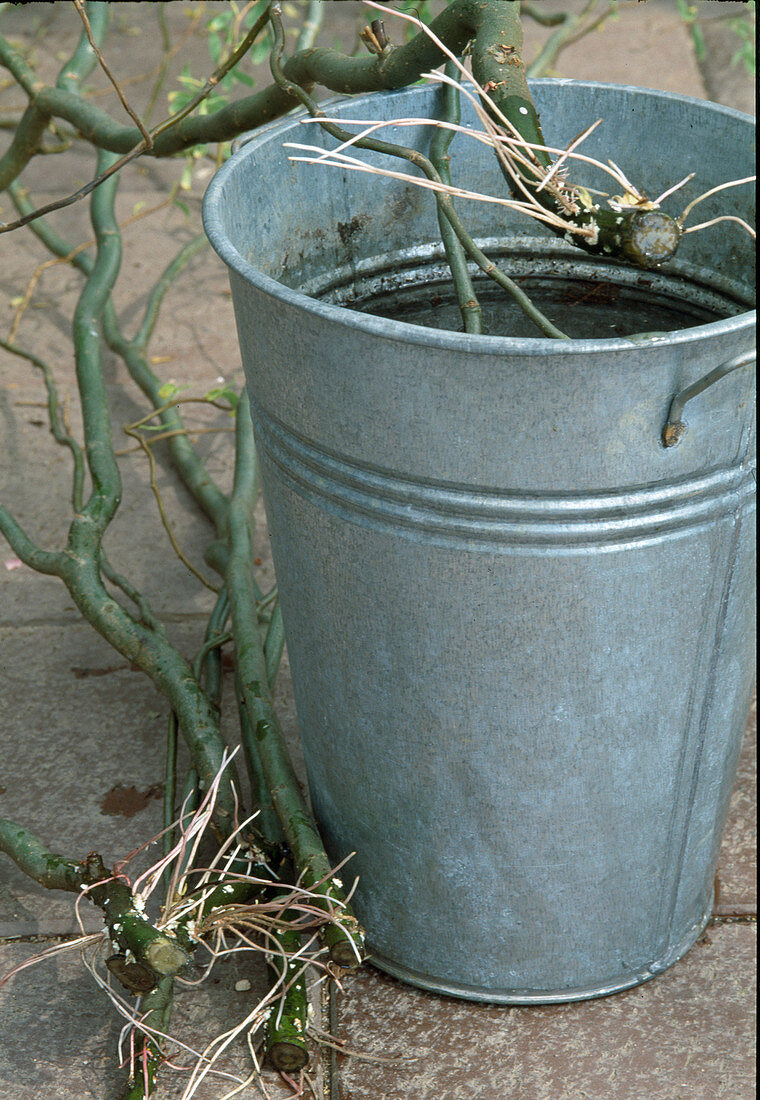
469, 3, 682, 266
7, 184, 230, 537
268, 11, 566, 339
0, 180, 242, 834
0, 2, 487, 182
429, 62, 483, 335
120, 976, 174, 1100
227, 394, 365, 967
57, 1, 110, 92
264, 915, 310, 1073
0, 823, 190, 979
2, 0, 682, 267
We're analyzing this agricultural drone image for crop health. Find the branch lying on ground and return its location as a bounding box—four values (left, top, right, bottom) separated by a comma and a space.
0, 822, 190, 984
227, 391, 366, 968
2, 12, 365, 1085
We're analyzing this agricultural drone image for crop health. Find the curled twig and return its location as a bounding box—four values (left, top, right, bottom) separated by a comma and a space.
123, 417, 221, 594
7, 187, 180, 343
0, 5, 271, 235
269, 6, 565, 338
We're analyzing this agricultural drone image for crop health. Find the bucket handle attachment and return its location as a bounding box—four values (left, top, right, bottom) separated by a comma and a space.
662, 350, 756, 448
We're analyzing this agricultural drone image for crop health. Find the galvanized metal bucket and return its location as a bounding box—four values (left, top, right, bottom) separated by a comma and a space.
204, 81, 756, 1003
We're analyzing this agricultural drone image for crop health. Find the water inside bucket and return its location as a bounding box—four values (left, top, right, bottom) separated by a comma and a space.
316, 252, 745, 340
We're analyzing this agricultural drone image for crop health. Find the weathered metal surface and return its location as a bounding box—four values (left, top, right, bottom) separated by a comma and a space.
204, 82, 756, 1002
663, 349, 756, 447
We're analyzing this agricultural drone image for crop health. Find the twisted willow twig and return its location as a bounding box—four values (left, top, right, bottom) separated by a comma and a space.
0, 825, 190, 979
227, 392, 365, 969
269, 5, 567, 339
0, 0, 485, 174
1, 18, 241, 836
2, 0, 668, 268
369, 0, 685, 268
73, 0, 152, 146
0, 156, 242, 835
0, 1, 272, 228
429, 60, 483, 334
56, 0, 110, 94
7, 182, 230, 537
2, 8, 364, 1080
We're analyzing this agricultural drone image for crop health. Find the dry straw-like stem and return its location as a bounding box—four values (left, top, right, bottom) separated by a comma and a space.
351, 2, 756, 254
120, 394, 238, 593
123, 416, 221, 594
290, 70, 755, 249
2, 753, 351, 1098
287, 137, 590, 233
677, 176, 756, 238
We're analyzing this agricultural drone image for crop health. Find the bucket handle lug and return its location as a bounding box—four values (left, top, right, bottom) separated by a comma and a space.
662, 350, 756, 448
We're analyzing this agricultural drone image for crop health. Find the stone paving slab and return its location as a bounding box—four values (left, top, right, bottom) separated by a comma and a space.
716, 698, 756, 914
0, 610, 304, 938
332, 921, 756, 1100
0, 619, 212, 935
0, 938, 323, 1100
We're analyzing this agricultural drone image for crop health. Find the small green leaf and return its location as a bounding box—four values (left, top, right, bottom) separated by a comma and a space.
231, 69, 255, 88
179, 160, 194, 191
178, 73, 204, 91
204, 386, 240, 409
206, 13, 231, 32
208, 32, 223, 66
168, 89, 194, 114
251, 35, 273, 64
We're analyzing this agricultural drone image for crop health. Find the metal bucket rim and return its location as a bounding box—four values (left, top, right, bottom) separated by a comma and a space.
203, 79, 756, 358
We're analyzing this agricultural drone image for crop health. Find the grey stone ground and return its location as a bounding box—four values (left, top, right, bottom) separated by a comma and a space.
0, 3, 755, 1099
